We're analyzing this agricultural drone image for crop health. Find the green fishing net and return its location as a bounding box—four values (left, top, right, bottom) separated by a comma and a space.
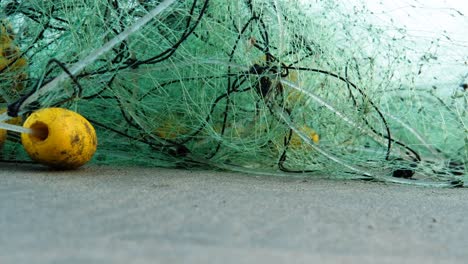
0, 0, 467, 186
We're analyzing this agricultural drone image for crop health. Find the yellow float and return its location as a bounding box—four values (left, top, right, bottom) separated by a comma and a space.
21, 108, 97, 169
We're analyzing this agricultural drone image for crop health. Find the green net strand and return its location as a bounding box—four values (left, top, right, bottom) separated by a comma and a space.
0, 0, 467, 187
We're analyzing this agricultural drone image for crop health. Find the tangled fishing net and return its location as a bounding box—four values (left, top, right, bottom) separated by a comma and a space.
0, 0, 467, 187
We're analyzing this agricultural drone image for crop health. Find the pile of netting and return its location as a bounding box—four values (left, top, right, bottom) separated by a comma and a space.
0, 0, 467, 186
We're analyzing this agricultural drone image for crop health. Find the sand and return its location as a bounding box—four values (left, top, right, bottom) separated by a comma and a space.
1, 163, 467, 263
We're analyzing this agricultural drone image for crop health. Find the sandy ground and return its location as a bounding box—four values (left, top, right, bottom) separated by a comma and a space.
1, 163, 467, 264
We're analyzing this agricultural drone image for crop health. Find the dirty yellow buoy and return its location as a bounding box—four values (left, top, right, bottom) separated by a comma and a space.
21, 108, 97, 169
0, 129, 6, 148
0, 108, 23, 147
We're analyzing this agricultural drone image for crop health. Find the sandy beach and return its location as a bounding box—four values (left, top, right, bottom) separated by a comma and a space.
1, 163, 467, 263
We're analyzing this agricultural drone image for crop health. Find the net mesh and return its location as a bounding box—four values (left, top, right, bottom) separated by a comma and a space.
0, 0, 467, 186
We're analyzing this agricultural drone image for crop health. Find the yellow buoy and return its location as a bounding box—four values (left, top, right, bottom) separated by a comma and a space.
0, 108, 23, 147
0, 129, 6, 148
0, 20, 28, 102
290, 125, 320, 148
21, 108, 97, 169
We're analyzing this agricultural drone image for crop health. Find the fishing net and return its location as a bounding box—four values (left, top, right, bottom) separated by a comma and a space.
0, 0, 466, 187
